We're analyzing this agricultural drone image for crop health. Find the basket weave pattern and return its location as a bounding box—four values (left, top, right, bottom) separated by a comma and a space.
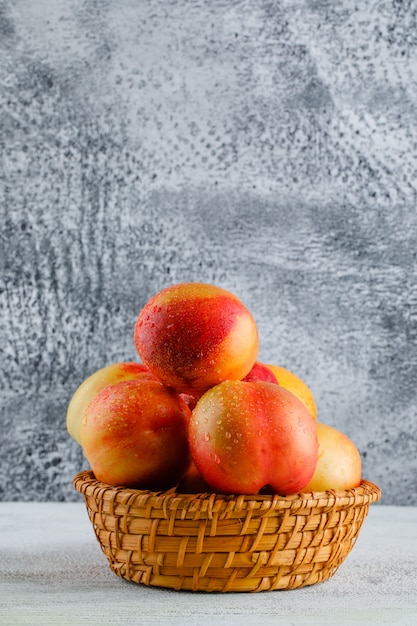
74, 470, 381, 592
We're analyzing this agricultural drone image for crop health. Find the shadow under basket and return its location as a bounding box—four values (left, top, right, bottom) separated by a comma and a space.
73, 470, 381, 593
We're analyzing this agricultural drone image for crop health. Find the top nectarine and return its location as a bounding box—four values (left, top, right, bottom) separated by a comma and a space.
134, 282, 259, 393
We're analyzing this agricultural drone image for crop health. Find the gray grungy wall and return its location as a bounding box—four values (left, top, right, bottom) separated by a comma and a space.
1, 0, 416, 502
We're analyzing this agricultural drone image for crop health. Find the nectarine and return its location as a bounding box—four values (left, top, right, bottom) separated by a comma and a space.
265, 363, 317, 419
79, 379, 191, 490
188, 380, 318, 495
242, 361, 279, 384
66, 361, 157, 444
134, 282, 259, 393
301, 422, 362, 492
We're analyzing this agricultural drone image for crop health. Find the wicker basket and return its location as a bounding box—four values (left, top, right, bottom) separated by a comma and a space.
73, 470, 381, 592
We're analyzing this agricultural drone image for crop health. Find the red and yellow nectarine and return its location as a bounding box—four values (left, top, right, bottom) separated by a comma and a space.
241, 361, 279, 384
265, 363, 317, 419
134, 282, 259, 394
188, 380, 319, 495
79, 379, 191, 490
301, 422, 362, 492
66, 361, 157, 444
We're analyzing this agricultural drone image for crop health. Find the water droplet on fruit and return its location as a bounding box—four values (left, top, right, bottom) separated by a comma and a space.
214, 454, 221, 464
205, 432, 211, 442
225, 432, 231, 439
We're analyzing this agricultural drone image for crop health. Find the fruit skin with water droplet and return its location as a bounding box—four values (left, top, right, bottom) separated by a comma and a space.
134, 282, 259, 394
79, 379, 191, 490
265, 363, 317, 420
241, 361, 279, 384
300, 422, 362, 492
66, 362, 158, 444
188, 380, 319, 495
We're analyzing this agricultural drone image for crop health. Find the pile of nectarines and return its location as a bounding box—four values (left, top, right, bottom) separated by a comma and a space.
67, 282, 362, 495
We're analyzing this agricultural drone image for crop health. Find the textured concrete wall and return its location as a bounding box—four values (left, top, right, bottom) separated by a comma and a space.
1, 0, 416, 503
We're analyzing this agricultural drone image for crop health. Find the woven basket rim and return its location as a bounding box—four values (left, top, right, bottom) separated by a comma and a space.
73, 469, 381, 514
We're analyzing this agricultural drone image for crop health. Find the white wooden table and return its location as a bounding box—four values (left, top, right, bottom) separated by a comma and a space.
1, 502, 416, 625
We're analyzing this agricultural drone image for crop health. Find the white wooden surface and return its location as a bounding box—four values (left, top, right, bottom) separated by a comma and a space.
1, 503, 417, 625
